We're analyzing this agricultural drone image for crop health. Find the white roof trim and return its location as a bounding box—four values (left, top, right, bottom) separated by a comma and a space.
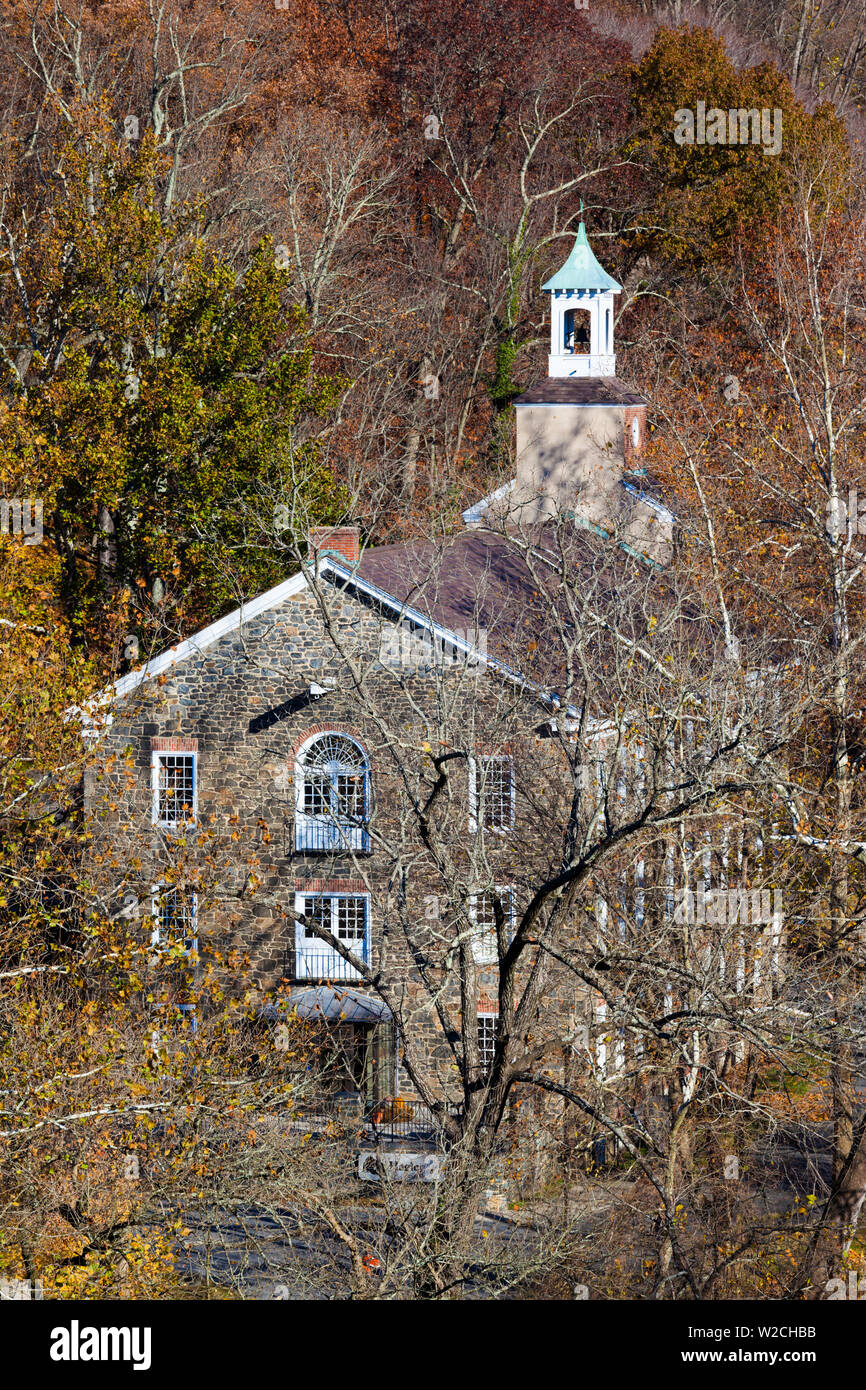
461, 478, 515, 527
114, 569, 310, 697
620, 479, 677, 523
329, 560, 493, 663
112, 553, 511, 702
104, 548, 572, 721
330, 554, 576, 714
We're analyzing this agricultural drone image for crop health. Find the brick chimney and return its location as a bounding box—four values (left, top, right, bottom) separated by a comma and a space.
308, 525, 360, 568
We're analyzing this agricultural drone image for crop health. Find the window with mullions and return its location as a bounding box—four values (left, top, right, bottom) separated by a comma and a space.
470, 755, 514, 833
295, 734, 370, 852
469, 887, 514, 965
477, 1010, 498, 1077
175, 1003, 198, 1034
294, 892, 369, 980
303, 894, 366, 944
153, 753, 196, 828
151, 888, 197, 954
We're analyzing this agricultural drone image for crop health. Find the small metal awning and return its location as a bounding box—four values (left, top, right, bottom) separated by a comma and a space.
270, 986, 392, 1025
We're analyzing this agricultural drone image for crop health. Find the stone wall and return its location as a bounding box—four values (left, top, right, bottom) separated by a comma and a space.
88, 576, 583, 1108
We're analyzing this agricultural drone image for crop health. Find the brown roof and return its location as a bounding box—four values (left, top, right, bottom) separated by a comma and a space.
355, 527, 672, 690
514, 376, 646, 407
358, 530, 562, 640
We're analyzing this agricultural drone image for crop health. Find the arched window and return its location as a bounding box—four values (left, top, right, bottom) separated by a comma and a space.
564, 308, 590, 354
295, 733, 370, 852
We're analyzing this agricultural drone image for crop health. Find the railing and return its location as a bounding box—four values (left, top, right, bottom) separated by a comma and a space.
293, 949, 368, 982
364, 1099, 461, 1142
293, 1095, 462, 1143
295, 814, 370, 853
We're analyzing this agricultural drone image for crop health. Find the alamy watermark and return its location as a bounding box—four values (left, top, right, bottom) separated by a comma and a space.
1, 497, 42, 545
674, 103, 783, 157
0, 1276, 43, 1299
379, 626, 488, 671
825, 1272, 866, 1300
673, 886, 782, 926
50, 1324, 151, 1370
827, 490, 866, 540
421, 365, 440, 399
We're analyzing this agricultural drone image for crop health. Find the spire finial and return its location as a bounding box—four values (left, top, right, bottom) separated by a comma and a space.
579, 198, 584, 221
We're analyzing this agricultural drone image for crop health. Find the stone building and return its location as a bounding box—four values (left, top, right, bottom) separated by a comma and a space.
85, 226, 693, 1132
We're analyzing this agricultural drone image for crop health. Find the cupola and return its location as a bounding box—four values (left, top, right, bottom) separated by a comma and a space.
542, 221, 621, 378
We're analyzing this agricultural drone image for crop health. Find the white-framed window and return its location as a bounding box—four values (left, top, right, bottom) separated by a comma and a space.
150, 886, 198, 955
147, 890, 198, 1044
594, 996, 607, 1074
295, 733, 370, 852
152, 752, 197, 828
469, 886, 515, 964
477, 1007, 498, 1078
294, 891, 370, 980
176, 1003, 198, 1034
469, 754, 514, 833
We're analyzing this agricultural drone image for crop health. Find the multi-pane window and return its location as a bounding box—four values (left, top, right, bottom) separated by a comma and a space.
149, 887, 197, 1034
151, 888, 197, 954
153, 753, 196, 827
296, 735, 370, 851
477, 1010, 498, 1077
303, 737, 366, 819
176, 1003, 198, 1035
470, 887, 514, 964
471, 755, 514, 832
302, 894, 367, 945
295, 892, 369, 980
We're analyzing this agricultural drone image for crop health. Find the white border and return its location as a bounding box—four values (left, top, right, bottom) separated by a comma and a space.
151, 749, 198, 828
293, 730, 371, 854
294, 888, 370, 980
469, 885, 515, 964
468, 754, 515, 835
115, 570, 309, 697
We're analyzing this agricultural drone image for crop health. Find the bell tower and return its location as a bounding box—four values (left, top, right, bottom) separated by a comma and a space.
543, 220, 620, 378
504, 220, 669, 558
